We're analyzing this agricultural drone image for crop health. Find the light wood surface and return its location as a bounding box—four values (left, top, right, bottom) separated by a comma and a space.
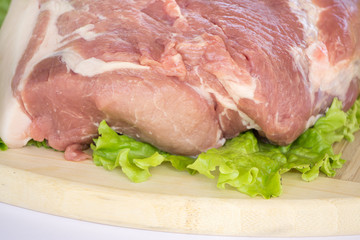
0, 0, 359, 237
0, 131, 359, 237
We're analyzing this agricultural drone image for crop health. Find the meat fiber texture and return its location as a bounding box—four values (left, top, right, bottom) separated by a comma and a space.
0, 0, 359, 161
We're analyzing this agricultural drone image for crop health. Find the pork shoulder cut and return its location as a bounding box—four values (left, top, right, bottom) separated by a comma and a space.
0, 0, 359, 160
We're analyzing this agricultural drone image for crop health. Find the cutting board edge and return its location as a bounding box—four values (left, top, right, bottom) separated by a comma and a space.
1, 163, 360, 237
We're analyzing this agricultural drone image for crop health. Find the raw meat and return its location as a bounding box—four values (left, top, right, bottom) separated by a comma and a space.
0, 0, 359, 160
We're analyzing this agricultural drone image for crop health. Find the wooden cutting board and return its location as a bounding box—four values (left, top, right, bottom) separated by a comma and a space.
0, 132, 359, 237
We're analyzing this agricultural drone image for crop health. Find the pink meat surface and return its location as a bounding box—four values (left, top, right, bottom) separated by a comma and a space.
11, 0, 360, 160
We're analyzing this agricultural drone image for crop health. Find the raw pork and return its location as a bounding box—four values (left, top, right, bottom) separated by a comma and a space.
0, 0, 359, 160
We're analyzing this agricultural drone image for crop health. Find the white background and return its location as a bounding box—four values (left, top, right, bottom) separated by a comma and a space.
1, 202, 359, 240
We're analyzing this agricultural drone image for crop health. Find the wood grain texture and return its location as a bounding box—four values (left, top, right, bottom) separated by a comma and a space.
333, 131, 360, 182
0, 131, 359, 237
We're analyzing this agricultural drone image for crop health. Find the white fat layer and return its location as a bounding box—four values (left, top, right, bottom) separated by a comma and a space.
0, 98, 32, 147
305, 114, 322, 129
288, 0, 319, 106
0, 0, 39, 147
61, 52, 150, 77
19, 0, 148, 89
73, 24, 100, 41
306, 42, 360, 98
224, 77, 257, 102
193, 67, 260, 130
290, 46, 309, 85
288, 0, 320, 43
215, 129, 226, 148
289, 0, 360, 108
18, 0, 74, 91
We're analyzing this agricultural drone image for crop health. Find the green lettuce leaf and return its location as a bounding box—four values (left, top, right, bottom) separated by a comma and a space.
188, 132, 284, 198
188, 97, 359, 198
280, 98, 356, 181
0, 138, 7, 151
0, 0, 11, 28
91, 120, 196, 182
92, 97, 359, 198
26, 139, 53, 149
1, 138, 55, 151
